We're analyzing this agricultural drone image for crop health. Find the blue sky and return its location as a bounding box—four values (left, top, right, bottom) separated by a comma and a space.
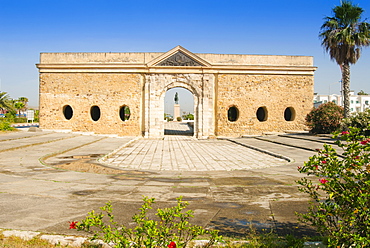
1, 0, 370, 108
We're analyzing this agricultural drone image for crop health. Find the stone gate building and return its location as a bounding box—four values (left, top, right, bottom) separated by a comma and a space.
36, 46, 316, 138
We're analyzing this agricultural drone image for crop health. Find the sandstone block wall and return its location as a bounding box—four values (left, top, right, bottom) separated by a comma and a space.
216, 74, 314, 136
37, 46, 316, 137
39, 73, 142, 136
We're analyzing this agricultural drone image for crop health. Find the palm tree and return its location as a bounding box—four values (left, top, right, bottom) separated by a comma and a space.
17, 97, 29, 115
0, 91, 12, 112
18, 97, 28, 108
14, 102, 25, 116
319, 0, 370, 118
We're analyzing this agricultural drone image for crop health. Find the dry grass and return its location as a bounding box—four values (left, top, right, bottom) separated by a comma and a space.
0, 234, 56, 248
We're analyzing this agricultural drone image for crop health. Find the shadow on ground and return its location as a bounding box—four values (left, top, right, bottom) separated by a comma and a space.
210, 218, 318, 238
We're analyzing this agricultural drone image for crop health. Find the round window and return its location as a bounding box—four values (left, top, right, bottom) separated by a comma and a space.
119, 106, 130, 121
256, 107, 268, 122
227, 106, 239, 122
63, 105, 73, 120
284, 107, 295, 121
90, 106, 101, 121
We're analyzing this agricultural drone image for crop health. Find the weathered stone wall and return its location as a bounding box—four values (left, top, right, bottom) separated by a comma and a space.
39, 73, 142, 136
37, 46, 316, 137
216, 74, 314, 136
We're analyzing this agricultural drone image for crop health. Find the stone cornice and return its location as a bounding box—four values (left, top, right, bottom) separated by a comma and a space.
36, 63, 317, 75
36, 46, 316, 75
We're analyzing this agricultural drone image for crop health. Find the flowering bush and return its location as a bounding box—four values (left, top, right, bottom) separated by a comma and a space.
342, 108, 370, 136
297, 127, 370, 247
72, 196, 222, 248
305, 102, 344, 134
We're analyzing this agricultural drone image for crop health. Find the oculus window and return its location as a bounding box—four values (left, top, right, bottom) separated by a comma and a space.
227, 106, 239, 122
256, 107, 268, 122
63, 105, 73, 120
284, 107, 295, 121
90, 106, 101, 121
119, 106, 131, 121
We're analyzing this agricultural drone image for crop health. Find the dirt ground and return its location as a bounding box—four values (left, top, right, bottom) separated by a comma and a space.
54, 158, 123, 174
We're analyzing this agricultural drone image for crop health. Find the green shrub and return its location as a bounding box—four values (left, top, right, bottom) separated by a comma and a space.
0, 121, 15, 131
305, 102, 344, 134
297, 127, 370, 247
342, 108, 370, 136
5, 110, 16, 119
14, 117, 27, 123
73, 196, 222, 248
176, 117, 182, 122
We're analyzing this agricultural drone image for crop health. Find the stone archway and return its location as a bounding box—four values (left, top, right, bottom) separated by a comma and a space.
162, 85, 197, 137
143, 73, 215, 139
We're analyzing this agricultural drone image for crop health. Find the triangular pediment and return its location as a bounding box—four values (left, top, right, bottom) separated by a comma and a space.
147, 46, 211, 67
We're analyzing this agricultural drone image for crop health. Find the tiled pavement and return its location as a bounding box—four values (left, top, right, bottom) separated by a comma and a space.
105, 135, 287, 171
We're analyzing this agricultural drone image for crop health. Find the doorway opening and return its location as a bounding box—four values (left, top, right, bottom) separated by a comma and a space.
164, 87, 194, 136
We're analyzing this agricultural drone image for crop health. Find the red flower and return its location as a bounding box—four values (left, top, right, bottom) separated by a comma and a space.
321, 160, 327, 164
69, 221, 78, 229
168, 241, 176, 248
361, 139, 369, 145
319, 178, 328, 184
341, 131, 349, 135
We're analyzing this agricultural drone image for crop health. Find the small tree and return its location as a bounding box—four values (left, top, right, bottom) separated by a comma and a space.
306, 102, 344, 134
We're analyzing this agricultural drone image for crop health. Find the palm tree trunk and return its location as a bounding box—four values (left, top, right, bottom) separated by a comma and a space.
342, 62, 351, 118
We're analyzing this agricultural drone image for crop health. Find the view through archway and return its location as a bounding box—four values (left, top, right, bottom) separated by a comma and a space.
164, 87, 194, 136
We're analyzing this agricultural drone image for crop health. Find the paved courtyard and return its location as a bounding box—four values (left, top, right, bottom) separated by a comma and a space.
105, 135, 287, 171
0, 123, 337, 243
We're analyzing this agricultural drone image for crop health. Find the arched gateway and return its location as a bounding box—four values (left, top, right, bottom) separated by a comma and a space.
36, 46, 316, 138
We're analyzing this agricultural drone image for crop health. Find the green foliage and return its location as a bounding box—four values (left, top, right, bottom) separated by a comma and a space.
5, 110, 16, 119
164, 113, 173, 121
0, 121, 15, 131
2, 117, 27, 123
0, 91, 13, 111
14, 102, 25, 112
357, 90, 368, 95
182, 114, 194, 120
297, 127, 370, 247
34, 109, 39, 120
305, 102, 344, 134
76, 196, 222, 248
342, 109, 370, 136
176, 117, 182, 122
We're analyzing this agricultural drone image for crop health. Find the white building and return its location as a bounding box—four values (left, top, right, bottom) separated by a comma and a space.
314, 91, 370, 113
